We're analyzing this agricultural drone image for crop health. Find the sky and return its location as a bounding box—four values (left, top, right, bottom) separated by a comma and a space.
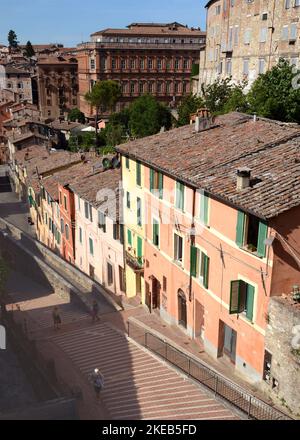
0, 0, 207, 47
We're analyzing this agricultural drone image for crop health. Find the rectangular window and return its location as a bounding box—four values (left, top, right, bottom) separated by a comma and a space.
260, 27, 267, 43
89, 238, 94, 256
175, 182, 185, 211
107, 262, 113, 285
258, 58, 265, 74
190, 246, 210, 289
126, 191, 131, 209
64, 195, 67, 210
137, 197, 142, 227
84, 201, 89, 219
98, 211, 106, 233
244, 29, 252, 45
90, 59, 95, 70
125, 157, 130, 169
150, 168, 163, 199
290, 23, 297, 41
174, 234, 183, 264
243, 59, 249, 75
282, 25, 289, 41
152, 219, 159, 247
136, 162, 141, 186
285, 0, 291, 8
230, 280, 255, 321
79, 227, 82, 244
236, 211, 268, 257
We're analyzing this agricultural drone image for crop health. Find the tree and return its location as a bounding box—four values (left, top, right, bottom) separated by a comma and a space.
85, 80, 122, 147
68, 108, 86, 124
104, 123, 126, 147
177, 94, 204, 126
8, 30, 18, 49
248, 59, 300, 123
128, 94, 172, 138
24, 41, 35, 58
201, 78, 248, 115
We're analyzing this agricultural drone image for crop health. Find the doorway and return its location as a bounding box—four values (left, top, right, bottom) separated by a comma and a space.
219, 321, 237, 364
152, 277, 161, 310
178, 289, 187, 329
89, 264, 95, 279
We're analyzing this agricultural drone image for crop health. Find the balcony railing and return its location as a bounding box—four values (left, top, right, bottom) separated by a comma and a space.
125, 251, 144, 272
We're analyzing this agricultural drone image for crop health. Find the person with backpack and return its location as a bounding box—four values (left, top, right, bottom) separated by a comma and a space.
90, 368, 104, 401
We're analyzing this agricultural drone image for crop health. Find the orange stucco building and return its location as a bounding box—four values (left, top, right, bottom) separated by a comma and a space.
117, 112, 300, 383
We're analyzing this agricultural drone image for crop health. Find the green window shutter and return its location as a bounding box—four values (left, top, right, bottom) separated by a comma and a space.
246, 284, 255, 321
190, 246, 198, 277
230, 280, 247, 314
153, 220, 159, 246
127, 229, 132, 246
200, 193, 209, 226
176, 182, 184, 210
150, 168, 154, 193
236, 211, 245, 247
203, 254, 210, 289
257, 221, 268, 258
137, 236, 143, 265
136, 162, 141, 186
158, 173, 164, 199
125, 157, 130, 169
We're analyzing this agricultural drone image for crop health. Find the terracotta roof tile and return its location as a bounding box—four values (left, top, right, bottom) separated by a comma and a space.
116, 112, 300, 219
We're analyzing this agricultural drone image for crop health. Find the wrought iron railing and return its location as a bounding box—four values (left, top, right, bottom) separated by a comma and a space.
127, 320, 293, 421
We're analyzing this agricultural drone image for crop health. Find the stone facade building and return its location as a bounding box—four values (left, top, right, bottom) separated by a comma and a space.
0, 64, 33, 103
199, 0, 300, 90
76, 22, 206, 117
36, 56, 78, 120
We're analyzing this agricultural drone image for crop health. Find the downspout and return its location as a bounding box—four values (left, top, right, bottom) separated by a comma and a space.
189, 188, 196, 339
268, 0, 276, 70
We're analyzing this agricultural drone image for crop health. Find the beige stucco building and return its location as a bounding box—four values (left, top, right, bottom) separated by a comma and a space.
199, 0, 300, 90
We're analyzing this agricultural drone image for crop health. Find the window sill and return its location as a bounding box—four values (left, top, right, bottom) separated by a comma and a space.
240, 245, 263, 259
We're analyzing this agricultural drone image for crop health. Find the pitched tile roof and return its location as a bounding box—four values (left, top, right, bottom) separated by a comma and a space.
116, 112, 300, 219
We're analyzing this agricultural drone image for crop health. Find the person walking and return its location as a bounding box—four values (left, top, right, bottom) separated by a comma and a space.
52, 306, 61, 330
90, 368, 104, 401
91, 300, 100, 323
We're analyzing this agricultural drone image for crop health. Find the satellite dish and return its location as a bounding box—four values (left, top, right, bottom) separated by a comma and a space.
112, 156, 120, 169
102, 157, 112, 169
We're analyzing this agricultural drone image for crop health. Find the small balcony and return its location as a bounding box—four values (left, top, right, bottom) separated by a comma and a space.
125, 251, 144, 273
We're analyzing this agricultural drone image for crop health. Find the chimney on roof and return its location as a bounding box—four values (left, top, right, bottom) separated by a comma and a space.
236, 168, 251, 191
193, 108, 215, 133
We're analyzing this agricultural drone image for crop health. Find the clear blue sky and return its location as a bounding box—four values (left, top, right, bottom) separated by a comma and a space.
0, 0, 207, 47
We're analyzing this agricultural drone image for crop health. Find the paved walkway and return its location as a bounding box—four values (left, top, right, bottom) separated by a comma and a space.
50, 322, 240, 420
6, 270, 242, 420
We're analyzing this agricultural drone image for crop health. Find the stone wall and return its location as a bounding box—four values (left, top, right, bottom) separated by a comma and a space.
263, 297, 300, 417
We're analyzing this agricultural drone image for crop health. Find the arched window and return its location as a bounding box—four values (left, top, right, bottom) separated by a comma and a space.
60, 218, 64, 234
178, 289, 187, 329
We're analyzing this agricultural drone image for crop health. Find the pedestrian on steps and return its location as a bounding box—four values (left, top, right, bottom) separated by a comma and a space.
91, 300, 100, 323
52, 306, 61, 330
90, 368, 104, 401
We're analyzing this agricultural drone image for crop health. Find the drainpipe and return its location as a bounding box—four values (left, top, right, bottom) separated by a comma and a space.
189, 188, 196, 339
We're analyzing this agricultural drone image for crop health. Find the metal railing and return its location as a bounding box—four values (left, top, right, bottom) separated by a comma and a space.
127, 320, 292, 420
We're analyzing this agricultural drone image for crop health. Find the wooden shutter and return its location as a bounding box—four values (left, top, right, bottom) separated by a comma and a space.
127, 229, 132, 246
230, 280, 247, 314
257, 221, 268, 258
203, 254, 210, 289
153, 220, 159, 246
190, 246, 198, 277
159, 173, 164, 199
246, 284, 255, 321
236, 211, 245, 247
120, 224, 124, 244
150, 168, 154, 193
200, 193, 209, 225
136, 162, 141, 186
